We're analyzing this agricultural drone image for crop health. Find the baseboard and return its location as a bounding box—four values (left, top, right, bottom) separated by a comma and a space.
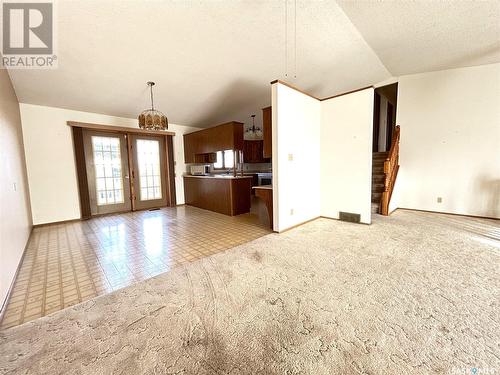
278, 216, 321, 233
320, 215, 371, 225
397, 207, 499, 221
0, 227, 33, 324
33, 217, 81, 228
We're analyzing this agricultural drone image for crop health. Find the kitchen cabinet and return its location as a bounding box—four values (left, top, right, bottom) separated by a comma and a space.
184, 121, 244, 163
262, 106, 272, 158
243, 140, 269, 163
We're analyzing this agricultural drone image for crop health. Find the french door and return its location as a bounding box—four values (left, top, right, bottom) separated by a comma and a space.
129, 135, 168, 210
82, 130, 170, 216
83, 131, 131, 215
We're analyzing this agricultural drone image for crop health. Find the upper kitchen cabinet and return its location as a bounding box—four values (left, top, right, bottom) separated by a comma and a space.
243, 140, 269, 163
184, 121, 244, 163
262, 106, 272, 158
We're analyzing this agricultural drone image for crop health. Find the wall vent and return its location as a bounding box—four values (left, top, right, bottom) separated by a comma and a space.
339, 212, 361, 223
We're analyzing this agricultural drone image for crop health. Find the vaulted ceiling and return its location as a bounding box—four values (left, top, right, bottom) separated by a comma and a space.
7, 1, 500, 128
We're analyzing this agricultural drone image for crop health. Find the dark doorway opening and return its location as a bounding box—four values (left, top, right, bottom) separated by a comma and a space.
373, 83, 398, 152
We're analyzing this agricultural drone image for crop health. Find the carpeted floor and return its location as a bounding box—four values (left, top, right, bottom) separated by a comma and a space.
1, 210, 499, 374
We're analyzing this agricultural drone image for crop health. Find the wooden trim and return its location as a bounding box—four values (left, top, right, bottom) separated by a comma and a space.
380, 125, 400, 216
126, 133, 136, 211
320, 86, 373, 101
0, 228, 33, 322
396, 208, 500, 221
67, 121, 175, 136
72, 127, 92, 219
270, 80, 321, 100
166, 135, 177, 206
270, 79, 373, 102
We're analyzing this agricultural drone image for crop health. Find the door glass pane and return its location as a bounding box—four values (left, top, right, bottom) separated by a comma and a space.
137, 139, 162, 201
91, 136, 125, 205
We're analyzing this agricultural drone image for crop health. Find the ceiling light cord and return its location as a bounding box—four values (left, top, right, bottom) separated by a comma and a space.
150, 83, 155, 110
285, 0, 288, 78
294, 0, 297, 79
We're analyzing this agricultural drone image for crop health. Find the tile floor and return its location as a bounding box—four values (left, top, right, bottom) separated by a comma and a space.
0, 205, 270, 329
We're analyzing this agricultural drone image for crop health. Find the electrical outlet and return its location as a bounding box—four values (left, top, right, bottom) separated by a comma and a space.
437, 197, 443, 203
290, 208, 294, 216
288, 153, 294, 161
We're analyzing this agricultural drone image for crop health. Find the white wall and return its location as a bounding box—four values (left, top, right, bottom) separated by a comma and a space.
19, 104, 200, 225
0, 70, 32, 310
272, 83, 321, 232
320, 89, 374, 224
395, 63, 500, 218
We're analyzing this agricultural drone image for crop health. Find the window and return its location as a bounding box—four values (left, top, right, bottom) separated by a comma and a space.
92, 136, 125, 205
213, 149, 234, 169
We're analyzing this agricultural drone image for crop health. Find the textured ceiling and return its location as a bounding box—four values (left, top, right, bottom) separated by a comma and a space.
337, 0, 500, 75
6, 1, 389, 128
6, 1, 499, 128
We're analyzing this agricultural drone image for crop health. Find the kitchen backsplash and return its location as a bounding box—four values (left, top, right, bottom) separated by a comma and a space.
243, 163, 272, 171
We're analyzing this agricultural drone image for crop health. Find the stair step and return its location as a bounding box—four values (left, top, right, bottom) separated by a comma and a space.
371, 203, 380, 214
372, 192, 382, 202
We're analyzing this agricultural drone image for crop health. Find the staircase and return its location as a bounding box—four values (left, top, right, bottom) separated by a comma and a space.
371, 151, 388, 214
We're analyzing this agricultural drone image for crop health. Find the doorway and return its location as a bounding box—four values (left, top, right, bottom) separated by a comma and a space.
73, 124, 176, 219
373, 83, 398, 152
83, 131, 131, 215
129, 134, 169, 210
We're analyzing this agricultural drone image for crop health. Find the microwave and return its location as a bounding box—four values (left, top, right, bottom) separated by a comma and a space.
190, 165, 210, 175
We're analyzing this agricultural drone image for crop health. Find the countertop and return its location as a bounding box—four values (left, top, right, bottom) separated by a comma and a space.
253, 185, 273, 190
184, 174, 253, 180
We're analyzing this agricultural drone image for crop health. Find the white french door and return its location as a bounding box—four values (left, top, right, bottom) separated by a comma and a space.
83, 131, 132, 215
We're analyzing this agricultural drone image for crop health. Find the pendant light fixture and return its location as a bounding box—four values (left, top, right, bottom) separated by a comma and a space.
138, 81, 168, 130
245, 114, 263, 140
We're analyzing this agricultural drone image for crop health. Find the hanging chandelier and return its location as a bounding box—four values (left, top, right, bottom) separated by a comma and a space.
138, 81, 168, 130
245, 114, 262, 139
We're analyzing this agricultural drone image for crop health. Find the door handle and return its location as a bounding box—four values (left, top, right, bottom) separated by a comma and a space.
125, 175, 130, 179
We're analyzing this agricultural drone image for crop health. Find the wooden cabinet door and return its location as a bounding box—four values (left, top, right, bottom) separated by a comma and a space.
243, 140, 265, 163
262, 107, 272, 158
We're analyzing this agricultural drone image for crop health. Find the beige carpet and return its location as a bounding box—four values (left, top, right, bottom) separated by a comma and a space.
1, 210, 499, 374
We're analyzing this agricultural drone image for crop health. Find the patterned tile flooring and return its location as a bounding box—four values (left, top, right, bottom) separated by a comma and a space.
0, 205, 270, 329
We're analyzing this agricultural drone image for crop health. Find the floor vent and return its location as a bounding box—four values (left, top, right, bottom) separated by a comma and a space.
339, 212, 361, 223
149, 208, 161, 211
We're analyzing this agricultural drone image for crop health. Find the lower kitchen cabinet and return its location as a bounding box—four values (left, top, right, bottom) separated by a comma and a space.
183, 176, 253, 216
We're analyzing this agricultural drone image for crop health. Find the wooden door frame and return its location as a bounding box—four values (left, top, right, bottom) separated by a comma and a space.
71, 123, 176, 219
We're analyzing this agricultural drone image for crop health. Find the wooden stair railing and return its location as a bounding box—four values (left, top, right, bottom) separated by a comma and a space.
380, 125, 400, 216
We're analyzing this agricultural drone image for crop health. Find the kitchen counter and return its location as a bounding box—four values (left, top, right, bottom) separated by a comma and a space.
184, 175, 252, 216
184, 174, 253, 180
253, 184, 272, 190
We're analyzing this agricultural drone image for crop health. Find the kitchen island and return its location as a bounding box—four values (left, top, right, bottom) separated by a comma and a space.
183, 175, 253, 216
